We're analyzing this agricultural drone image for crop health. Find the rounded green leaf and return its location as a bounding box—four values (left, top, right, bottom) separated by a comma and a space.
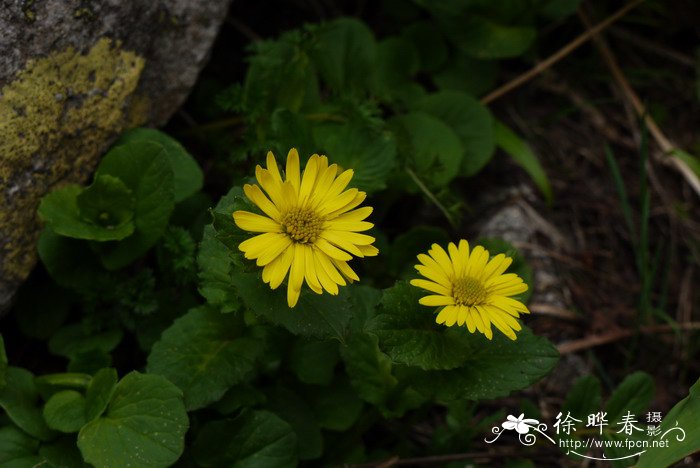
312, 121, 397, 193
94, 140, 175, 269
372, 36, 422, 104
147, 307, 263, 410
0, 426, 41, 465
84, 368, 118, 422
192, 410, 298, 468
38, 184, 134, 241
389, 112, 464, 187
118, 128, 204, 202
0, 367, 54, 440
412, 91, 495, 176
43, 390, 86, 433
77, 372, 188, 468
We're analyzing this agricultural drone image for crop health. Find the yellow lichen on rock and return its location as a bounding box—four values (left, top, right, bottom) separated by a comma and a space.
0, 37, 147, 284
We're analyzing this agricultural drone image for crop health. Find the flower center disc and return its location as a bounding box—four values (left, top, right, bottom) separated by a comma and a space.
282, 208, 323, 244
452, 276, 487, 306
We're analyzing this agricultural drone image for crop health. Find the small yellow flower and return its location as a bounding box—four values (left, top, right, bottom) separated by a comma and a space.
233, 149, 378, 308
410, 241, 530, 340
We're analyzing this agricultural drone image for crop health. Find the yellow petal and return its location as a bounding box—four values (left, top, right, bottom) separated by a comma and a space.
416, 253, 451, 283
266, 151, 283, 183
448, 242, 464, 278
286, 148, 301, 192
314, 253, 339, 295
428, 243, 454, 278
415, 264, 451, 289
332, 206, 373, 223
298, 155, 319, 204
465, 245, 488, 278
419, 295, 454, 307
318, 188, 359, 216
315, 238, 353, 261
233, 211, 282, 233
490, 296, 530, 316
244, 184, 281, 221
475, 305, 493, 340
303, 245, 323, 294
357, 244, 379, 257
256, 235, 292, 266
320, 231, 363, 257
436, 306, 458, 326
326, 191, 367, 218
331, 258, 359, 282
323, 220, 374, 232
256, 166, 286, 209
457, 305, 468, 326
324, 230, 375, 246
410, 278, 451, 296
324, 168, 354, 200
269, 245, 295, 289
239, 232, 280, 256
287, 243, 305, 307
481, 254, 511, 281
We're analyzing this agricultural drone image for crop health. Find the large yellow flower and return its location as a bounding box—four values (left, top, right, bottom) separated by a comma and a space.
410, 241, 530, 340
233, 149, 378, 307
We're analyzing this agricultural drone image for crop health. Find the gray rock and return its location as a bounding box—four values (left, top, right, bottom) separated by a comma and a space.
0, 0, 231, 311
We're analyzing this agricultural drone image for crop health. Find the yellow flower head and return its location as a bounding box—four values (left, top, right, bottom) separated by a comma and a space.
410, 241, 530, 340
233, 148, 378, 308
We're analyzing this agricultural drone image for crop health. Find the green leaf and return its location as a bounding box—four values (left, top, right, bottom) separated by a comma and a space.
39, 437, 88, 467
312, 121, 397, 193
77, 371, 188, 468
231, 270, 354, 340
410, 327, 559, 401
118, 128, 203, 202
42, 390, 86, 433
94, 140, 175, 269
147, 307, 263, 410
562, 375, 602, 420
372, 37, 423, 105
212, 383, 266, 415
310, 377, 364, 431
0, 426, 40, 465
604, 371, 654, 423
48, 324, 122, 359
433, 56, 499, 97
197, 187, 246, 312
270, 109, 316, 160
369, 282, 473, 370
77, 174, 135, 232
310, 18, 377, 96
412, 91, 495, 176
537, 0, 582, 20
402, 21, 448, 73
0, 367, 54, 440
443, 16, 535, 59
340, 333, 397, 406
290, 339, 339, 385
494, 120, 553, 203
84, 368, 118, 422
637, 377, 700, 468
38, 184, 134, 241
0, 334, 6, 388
37, 229, 108, 290
267, 388, 323, 460
192, 410, 298, 468
389, 111, 464, 187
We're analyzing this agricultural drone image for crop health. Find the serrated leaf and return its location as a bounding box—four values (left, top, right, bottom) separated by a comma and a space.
118, 128, 203, 202
43, 390, 86, 433
410, 328, 559, 401
389, 111, 464, 187
198, 187, 247, 312
637, 377, 700, 468
94, 140, 175, 269
368, 282, 473, 370
231, 270, 354, 340
84, 368, 118, 422
0, 367, 54, 440
310, 18, 377, 96
412, 91, 495, 176
604, 371, 654, 423
38, 184, 134, 241
290, 339, 339, 385
77, 372, 188, 468
313, 121, 397, 193
494, 120, 553, 203
147, 307, 263, 410
192, 410, 298, 468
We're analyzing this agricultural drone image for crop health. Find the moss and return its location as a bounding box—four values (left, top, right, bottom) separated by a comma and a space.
0, 37, 147, 283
